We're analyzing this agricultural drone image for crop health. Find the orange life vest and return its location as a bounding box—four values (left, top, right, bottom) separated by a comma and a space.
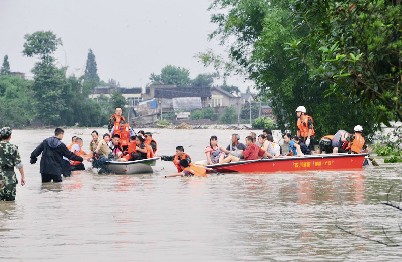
297, 114, 315, 138
111, 114, 126, 126
350, 133, 365, 154
113, 123, 130, 146
183, 163, 207, 177
70, 146, 86, 166
145, 137, 158, 153
67, 143, 73, 151
146, 144, 154, 158
321, 135, 334, 140
173, 153, 191, 172
123, 141, 137, 160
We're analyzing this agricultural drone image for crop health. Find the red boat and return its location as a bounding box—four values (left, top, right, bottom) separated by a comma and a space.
206, 153, 367, 173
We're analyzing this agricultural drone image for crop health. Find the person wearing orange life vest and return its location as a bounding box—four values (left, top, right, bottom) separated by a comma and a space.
121, 136, 137, 161
144, 132, 157, 154
132, 135, 154, 160
165, 159, 207, 178
108, 107, 126, 132
112, 121, 133, 152
160, 146, 192, 172
67, 136, 77, 151
70, 137, 89, 171
62, 136, 78, 177
347, 125, 366, 154
296, 106, 315, 151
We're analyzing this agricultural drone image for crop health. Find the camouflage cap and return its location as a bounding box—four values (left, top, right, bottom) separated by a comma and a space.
0, 127, 12, 137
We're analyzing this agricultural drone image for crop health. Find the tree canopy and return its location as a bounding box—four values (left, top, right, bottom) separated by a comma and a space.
206, 0, 399, 137
1, 55, 10, 75
82, 49, 100, 94
150, 65, 191, 86
23, 31, 62, 66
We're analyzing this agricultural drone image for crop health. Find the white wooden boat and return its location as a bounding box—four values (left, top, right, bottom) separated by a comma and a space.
105, 157, 159, 174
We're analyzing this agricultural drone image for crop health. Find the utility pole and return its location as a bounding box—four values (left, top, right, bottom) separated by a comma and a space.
249, 100, 252, 126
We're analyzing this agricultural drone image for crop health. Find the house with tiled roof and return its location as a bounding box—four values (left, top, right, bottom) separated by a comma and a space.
210, 86, 241, 107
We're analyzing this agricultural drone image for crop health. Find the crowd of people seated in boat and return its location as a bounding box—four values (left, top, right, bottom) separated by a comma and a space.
65, 106, 366, 174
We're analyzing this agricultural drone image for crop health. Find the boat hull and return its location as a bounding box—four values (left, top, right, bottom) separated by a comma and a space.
207, 154, 367, 173
105, 157, 159, 174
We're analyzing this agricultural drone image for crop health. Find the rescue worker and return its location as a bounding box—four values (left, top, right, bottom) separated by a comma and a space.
0, 127, 26, 201
295, 106, 315, 151
30, 128, 84, 183
160, 146, 191, 172
347, 125, 366, 154
165, 159, 207, 177
108, 107, 126, 132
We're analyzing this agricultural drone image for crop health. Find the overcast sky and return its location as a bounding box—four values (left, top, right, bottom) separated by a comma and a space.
0, 0, 252, 90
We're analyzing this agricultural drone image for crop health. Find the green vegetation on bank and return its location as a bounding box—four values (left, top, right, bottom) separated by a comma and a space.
373, 127, 402, 163
203, 0, 401, 139
0, 31, 127, 128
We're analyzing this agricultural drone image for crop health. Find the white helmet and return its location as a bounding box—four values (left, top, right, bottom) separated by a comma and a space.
295, 106, 306, 113
354, 125, 363, 132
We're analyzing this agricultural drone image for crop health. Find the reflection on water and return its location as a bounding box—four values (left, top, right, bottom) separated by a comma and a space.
0, 129, 401, 261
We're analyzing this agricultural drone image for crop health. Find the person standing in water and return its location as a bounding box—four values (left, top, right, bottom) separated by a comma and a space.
0, 127, 26, 201
30, 128, 84, 183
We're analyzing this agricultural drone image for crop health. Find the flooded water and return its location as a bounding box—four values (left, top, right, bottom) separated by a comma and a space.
1, 128, 402, 261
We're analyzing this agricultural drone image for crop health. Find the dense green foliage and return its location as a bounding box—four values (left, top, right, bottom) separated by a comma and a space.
150, 65, 191, 86
0, 75, 35, 127
1, 55, 10, 75
240, 102, 259, 121
191, 73, 216, 87
205, 0, 400, 137
373, 126, 402, 163
190, 107, 218, 121
252, 117, 276, 130
220, 106, 237, 124
0, 31, 126, 128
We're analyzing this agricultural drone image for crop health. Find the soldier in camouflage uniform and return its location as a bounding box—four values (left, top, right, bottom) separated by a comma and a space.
0, 127, 26, 201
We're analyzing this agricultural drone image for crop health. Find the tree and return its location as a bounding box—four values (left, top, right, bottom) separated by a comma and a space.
150, 65, 191, 86
220, 106, 237, 124
221, 80, 240, 95
191, 73, 216, 87
290, 0, 402, 124
207, 0, 379, 137
23, 31, 65, 125
23, 31, 62, 66
0, 75, 35, 127
82, 49, 100, 94
1, 55, 10, 75
110, 90, 127, 110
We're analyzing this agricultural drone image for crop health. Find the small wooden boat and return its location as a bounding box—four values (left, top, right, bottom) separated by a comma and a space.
206, 153, 367, 173
105, 157, 159, 174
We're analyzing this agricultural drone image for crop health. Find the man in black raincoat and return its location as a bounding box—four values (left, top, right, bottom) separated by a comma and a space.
30, 128, 84, 183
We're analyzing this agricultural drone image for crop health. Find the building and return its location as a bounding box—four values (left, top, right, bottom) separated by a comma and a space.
89, 86, 143, 106
144, 85, 212, 110
210, 86, 241, 107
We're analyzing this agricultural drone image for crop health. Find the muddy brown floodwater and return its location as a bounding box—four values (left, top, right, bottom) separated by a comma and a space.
1, 128, 402, 261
